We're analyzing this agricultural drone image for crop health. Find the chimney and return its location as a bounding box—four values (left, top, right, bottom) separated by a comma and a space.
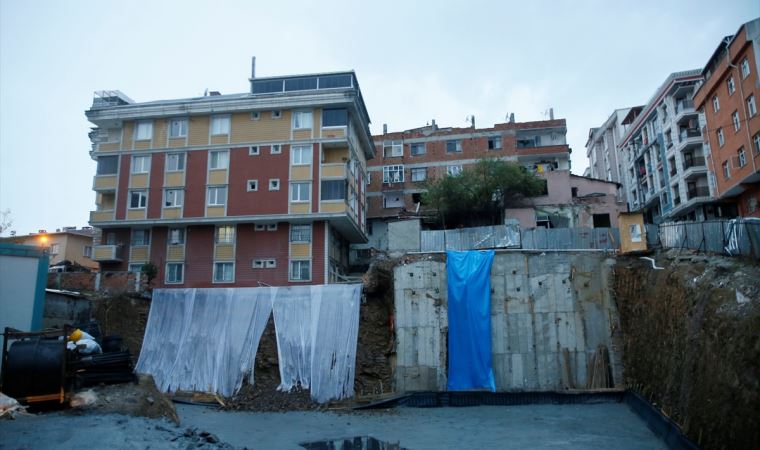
251, 56, 256, 79
431, 119, 437, 130
470, 115, 475, 128
383, 123, 387, 134
509, 113, 515, 123
549, 108, 554, 120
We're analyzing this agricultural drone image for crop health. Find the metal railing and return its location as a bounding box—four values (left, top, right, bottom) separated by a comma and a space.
657, 219, 760, 258
683, 157, 706, 170
687, 186, 710, 200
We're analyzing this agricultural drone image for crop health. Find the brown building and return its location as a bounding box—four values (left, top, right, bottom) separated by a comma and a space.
366, 118, 571, 218
694, 18, 760, 217
1, 228, 97, 270
85, 69, 374, 287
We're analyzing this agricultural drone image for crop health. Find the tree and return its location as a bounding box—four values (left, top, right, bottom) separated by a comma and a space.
0, 209, 13, 236
141, 262, 158, 287
422, 159, 546, 228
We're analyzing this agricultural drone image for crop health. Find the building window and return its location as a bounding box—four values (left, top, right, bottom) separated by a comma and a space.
732, 111, 741, 131
290, 224, 312, 242
447, 165, 463, 176
289, 260, 311, 281
166, 263, 184, 284
410, 142, 426, 156
267, 223, 277, 231
738, 147, 747, 167
269, 179, 280, 191
712, 95, 720, 113
723, 161, 730, 179
383, 140, 403, 157
291, 182, 311, 202
49, 243, 60, 255
128, 264, 144, 273
271, 110, 282, 119
169, 119, 188, 138
727, 76, 735, 95
488, 136, 502, 150
210, 115, 230, 135
265, 259, 276, 268
164, 189, 184, 207
291, 145, 312, 165
209, 150, 229, 170
321, 179, 346, 200
83, 245, 92, 258
131, 155, 151, 174
135, 121, 153, 140
253, 260, 265, 269
251, 111, 260, 120
166, 153, 185, 171
129, 190, 147, 209
382, 165, 404, 183
754, 132, 760, 155
213, 262, 234, 283
249, 145, 260, 155
168, 228, 185, 245
131, 229, 150, 246
411, 167, 427, 182
254, 224, 266, 231
446, 140, 462, 153
717, 128, 725, 147
96, 156, 118, 175
271, 144, 282, 154
741, 58, 750, 79
748, 95, 757, 117
247, 179, 258, 192
292, 110, 313, 129
215, 225, 235, 244
322, 108, 348, 127
207, 186, 227, 206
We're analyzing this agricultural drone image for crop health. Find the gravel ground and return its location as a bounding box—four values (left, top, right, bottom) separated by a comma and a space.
1, 402, 667, 450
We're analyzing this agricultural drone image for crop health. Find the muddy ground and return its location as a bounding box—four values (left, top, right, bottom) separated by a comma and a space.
614, 249, 760, 450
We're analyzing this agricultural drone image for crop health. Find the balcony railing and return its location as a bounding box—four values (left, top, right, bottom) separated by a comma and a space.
675, 99, 694, 114
679, 129, 701, 141
90, 210, 115, 223
92, 244, 123, 262
687, 186, 710, 200
683, 157, 706, 170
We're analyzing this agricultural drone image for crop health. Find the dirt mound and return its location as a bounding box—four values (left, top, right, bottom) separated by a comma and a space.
614, 250, 760, 450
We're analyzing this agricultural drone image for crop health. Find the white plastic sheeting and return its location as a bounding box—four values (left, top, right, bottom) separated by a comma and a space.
135, 284, 362, 403
272, 284, 362, 403
136, 288, 272, 397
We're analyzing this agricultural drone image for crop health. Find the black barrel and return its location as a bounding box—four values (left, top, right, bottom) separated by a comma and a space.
3, 338, 65, 400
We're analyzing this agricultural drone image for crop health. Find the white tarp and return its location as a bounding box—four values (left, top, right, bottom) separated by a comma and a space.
136, 288, 272, 397
272, 284, 362, 403
136, 284, 362, 402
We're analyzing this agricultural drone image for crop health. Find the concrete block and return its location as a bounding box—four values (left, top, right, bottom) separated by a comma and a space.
388, 219, 421, 252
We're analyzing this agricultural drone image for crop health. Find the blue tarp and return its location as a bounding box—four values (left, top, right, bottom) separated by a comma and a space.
446, 250, 496, 391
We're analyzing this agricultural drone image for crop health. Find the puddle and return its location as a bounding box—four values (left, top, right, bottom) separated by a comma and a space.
300, 436, 407, 449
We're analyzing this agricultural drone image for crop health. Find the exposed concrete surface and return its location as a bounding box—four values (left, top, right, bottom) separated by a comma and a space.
388, 219, 421, 253
0, 402, 666, 449
393, 252, 622, 392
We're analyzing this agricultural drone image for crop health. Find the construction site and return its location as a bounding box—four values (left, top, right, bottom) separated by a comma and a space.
1, 219, 759, 450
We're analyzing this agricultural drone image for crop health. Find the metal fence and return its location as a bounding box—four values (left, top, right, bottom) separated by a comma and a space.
421, 225, 521, 252
420, 226, 618, 252
657, 219, 760, 258
521, 227, 619, 250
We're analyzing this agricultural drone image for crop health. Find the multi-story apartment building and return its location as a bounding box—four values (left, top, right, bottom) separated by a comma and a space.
693, 18, 760, 218
618, 71, 734, 223
86, 70, 374, 287
585, 108, 633, 185
354, 118, 571, 251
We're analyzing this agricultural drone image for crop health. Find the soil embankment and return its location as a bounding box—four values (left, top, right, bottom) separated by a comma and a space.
614, 250, 760, 450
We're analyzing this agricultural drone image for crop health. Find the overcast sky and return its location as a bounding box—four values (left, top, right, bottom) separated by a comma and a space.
1, 0, 757, 236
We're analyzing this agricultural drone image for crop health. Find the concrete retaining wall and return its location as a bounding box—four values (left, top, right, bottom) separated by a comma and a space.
393, 252, 623, 392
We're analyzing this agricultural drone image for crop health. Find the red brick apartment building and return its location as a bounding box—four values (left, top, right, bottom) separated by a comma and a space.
366, 118, 572, 219
86, 70, 374, 287
694, 18, 760, 217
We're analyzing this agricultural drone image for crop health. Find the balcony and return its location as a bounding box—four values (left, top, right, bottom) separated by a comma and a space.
675, 99, 697, 125
682, 157, 707, 181
673, 195, 681, 206
90, 210, 115, 223
676, 129, 702, 152
687, 186, 710, 200
93, 175, 118, 190
682, 156, 706, 171
92, 244, 123, 262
